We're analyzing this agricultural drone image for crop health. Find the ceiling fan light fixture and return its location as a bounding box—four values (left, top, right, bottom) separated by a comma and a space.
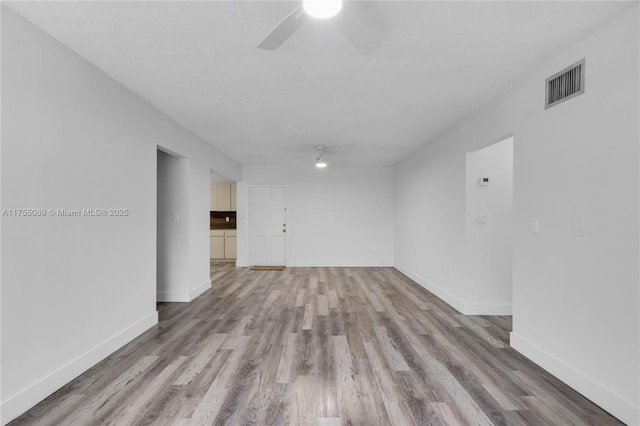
316, 157, 328, 168
303, 0, 342, 19
315, 145, 328, 168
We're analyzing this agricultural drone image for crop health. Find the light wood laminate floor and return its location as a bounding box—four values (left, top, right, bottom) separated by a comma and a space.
11, 265, 622, 425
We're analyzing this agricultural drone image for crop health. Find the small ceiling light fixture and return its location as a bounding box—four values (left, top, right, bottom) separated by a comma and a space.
303, 0, 342, 19
315, 145, 328, 168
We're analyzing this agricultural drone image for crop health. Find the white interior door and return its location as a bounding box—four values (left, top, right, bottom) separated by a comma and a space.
249, 186, 286, 266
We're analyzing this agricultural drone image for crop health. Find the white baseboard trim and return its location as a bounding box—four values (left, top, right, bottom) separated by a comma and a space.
464, 302, 512, 316
189, 279, 211, 301
236, 260, 392, 268
286, 260, 393, 267
394, 264, 466, 313
393, 264, 512, 316
157, 290, 190, 302
1, 311, 158, 425
510, 332, 639, 425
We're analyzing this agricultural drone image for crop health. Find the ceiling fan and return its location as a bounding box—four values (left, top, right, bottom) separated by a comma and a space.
257, 0, 381, 55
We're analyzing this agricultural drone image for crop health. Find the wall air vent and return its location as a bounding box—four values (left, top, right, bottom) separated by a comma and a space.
545, 58, 585, 109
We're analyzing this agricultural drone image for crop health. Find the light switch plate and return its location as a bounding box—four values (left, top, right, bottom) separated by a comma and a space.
531, 219, 539, 233
573, 219, 585, 236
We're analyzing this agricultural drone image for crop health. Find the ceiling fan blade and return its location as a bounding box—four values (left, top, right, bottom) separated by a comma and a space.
333, 6, 381, 55
258, 6, 308, 50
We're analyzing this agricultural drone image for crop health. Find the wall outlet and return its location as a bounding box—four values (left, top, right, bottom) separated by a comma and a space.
475, 215, 487, 225
573, 219, 585, 236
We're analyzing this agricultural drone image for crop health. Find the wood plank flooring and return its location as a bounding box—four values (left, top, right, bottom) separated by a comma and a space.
10, 265, 622, 425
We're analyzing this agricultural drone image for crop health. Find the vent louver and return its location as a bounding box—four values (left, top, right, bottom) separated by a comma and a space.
545, 58, 585, 109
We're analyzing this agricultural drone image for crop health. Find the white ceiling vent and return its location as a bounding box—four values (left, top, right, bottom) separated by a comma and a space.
545, 58, 585, 109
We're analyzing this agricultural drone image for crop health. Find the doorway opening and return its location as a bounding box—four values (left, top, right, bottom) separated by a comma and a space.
464, 136, 514, 314
157, 147, 189, 303
209, 172, 237, 273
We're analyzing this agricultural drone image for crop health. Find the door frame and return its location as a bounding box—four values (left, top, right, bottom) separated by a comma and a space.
156, 146, 189, 302
248, 185, 288, 267
463, 134, 514, 315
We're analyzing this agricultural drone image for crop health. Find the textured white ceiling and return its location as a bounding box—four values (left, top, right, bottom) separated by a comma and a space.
5, 1, 632, 166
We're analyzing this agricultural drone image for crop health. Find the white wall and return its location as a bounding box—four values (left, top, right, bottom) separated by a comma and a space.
238, 165, 394, 267
395, 5, 638, 424
0, 5, 4, 423
210, 171, 234, 183
395, 135, 468, 310
0, 8, 240, 424
464, 137, 513, 313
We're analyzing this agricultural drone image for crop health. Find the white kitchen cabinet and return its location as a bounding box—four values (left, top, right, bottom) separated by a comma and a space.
210, 183, 237, 211
210, 235, 224, 259
210, 184, 217, 211
224, 235, 237, 259
216, 184, 231, 211
210, 229, 236, 260
230, 183, 237, 211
